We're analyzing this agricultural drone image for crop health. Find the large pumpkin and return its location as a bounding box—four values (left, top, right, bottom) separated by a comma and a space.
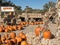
21, 41, 27, 45
35, 26, 43, 36
43, 30, 52, 39
10, 32, 16, 39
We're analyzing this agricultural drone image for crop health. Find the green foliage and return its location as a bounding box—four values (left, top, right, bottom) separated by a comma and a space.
43, 1, 56, 12
23, 6, 32, 13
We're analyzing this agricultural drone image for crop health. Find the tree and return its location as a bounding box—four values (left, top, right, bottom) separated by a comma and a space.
43, 1, 56, 12
23, 6, 32, 13
15, 6, 22, 15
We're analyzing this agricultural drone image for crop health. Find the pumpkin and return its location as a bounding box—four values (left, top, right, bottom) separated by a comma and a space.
11, 38, 17, 44
30, 22, 34, 25
5, 25, 12, 31
15, 36, 22, 43
5, 28, 9, 32
1, 36, 6, 43
27, 43, 31, 45
19, 32, 24, 37
8, 26, 12, 31
23, 22, 26, 25
0, 35, 1, 42
21, 34, 26, 40
35, 26, 43, 36
21, 41, 27, 45
17, 25, 22, 30
5, 40, 12, 45
40, 22, 44, 24
12, 25, 16, 30
10, 32, 16, 39
4, 34, 9, 40
0, 27, 3, 32
43, 30, 52, 39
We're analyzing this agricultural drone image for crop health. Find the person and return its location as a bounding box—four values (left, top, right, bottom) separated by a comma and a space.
4, 15, 7, 24
12, 17, 16, 25
7, 12, 14, 25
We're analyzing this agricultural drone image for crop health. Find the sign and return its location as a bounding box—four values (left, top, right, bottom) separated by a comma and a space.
1, 7, 14, 12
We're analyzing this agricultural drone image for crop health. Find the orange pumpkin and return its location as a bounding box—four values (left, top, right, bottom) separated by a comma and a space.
11, 38, 17, 44
5, 28, 9, 32
30, 22, 34, 25
35, 26, 43, 36
12, 25, 16, 30
27, 43, 31, 45
43, 30, 51, 39
0, 35, 1, 42
23, 22, 26, 25
5, 39, 12, 45
0, 27, 3, 32
10, 32, 16, 39
21, 41, 27, 45
8, 26, 12, 31
1, 36, 6, 43
21, 34, 26, 40
17, 25, 22, 30
15, 36, 22, 43
19, 32, 24, 37
5, 25, 12, 31
4, 34, 9, 39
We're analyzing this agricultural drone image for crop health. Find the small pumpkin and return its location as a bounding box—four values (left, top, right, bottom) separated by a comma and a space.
12, 25, 16, 30
17, 25, 22, 30
15, 36, 22, 43
4, 28, 9, 32
1, 36, 6, 43
11, 38, 17, 44
43, 30, 52, 39
21, 34, 26, 40
21, 41, 27, 45
0, 27, 3, 32
10, 32, 16, 39
5, 39, 12, 45
0, 35, 1, 42
4, 34, 9, 40
19, 32, 24, 37
8, 26, 12, 31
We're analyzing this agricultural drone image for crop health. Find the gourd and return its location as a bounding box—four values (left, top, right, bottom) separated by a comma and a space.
43, 30, 52, 39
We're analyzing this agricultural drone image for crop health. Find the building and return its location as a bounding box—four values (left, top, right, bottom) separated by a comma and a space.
19, 13, 43, 22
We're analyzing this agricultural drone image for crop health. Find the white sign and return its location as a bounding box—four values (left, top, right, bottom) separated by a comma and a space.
1, 7, 14, 12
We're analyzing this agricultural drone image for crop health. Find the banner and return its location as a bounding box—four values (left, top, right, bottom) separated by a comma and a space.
1, 7, 14, 12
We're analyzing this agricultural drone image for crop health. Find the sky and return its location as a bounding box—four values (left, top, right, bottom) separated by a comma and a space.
8, 0, 57, 10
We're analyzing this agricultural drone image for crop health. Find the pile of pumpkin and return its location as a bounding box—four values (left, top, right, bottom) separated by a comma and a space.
35, 26, 54, 39
0, 24, 23, 32
29, 22, 44, 25
18, 21, 44, 25
0, 32, 30, 45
